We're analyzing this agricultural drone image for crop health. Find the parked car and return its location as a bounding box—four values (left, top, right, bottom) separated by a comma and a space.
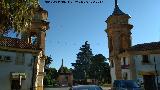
111, 80, 143, 90
69, 85, 103, 90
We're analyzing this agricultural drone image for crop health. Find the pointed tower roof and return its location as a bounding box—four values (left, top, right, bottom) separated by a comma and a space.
112, 0, 126, 15
61, 58, 64, 67
58, 59, 71, 74
105, 0, 130, 23
59, 59, 65, 73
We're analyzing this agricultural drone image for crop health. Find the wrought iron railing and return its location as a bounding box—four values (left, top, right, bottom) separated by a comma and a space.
121, 64, 129, 69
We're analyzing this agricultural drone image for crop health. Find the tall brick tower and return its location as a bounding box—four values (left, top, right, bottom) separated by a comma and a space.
21, 5, 49, 90
21, 5, 49, 52
105, 0, 133, 81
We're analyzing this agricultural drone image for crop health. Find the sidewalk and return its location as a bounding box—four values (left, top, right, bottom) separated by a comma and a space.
102, 87, 111, 90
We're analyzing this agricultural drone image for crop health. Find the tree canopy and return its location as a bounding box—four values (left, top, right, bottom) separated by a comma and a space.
44, 55, 58, 87
72, 41, 111, 84
44, 68, 58, 87
72, 41, 93, 81
45, 56, 53, 68
0, 0, 38, 34
89, 54, 111, 83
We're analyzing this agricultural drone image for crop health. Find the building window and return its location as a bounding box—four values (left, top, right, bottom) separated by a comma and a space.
16, 53, 25, 65
142, 55, 149, 63
4, 56, 11, 61
123, 57, 126, 65
121, 57, 129, 69
111, 60, 114, 67
123, 72, 128, 80
0, 55, 12, 62
11, 80, 21, 90
0, 55, 3, 60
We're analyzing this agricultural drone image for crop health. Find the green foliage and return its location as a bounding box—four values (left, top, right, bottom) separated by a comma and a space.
44, 68, 58, 87
44, 56, 58, 87
72, 41, 93, 80
72, 42, 111, 84
45, 56, 53, 68
89, 54, 111, 84
0, 0, 38, 34
91, 54, 107, 63
58, 66, 70, 73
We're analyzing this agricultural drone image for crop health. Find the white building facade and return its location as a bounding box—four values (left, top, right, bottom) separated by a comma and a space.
105, 0, 160, 90
110, 43, 160, 90
0, 5, 49, 90
0, 49, 43, 90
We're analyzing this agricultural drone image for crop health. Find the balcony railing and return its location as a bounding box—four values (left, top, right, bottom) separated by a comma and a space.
121, 64, 129, 69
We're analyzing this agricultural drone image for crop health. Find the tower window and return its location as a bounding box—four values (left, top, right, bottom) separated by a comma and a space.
142, 55, 149, 63
31, 36, 37, 45
109, 38, 113, 53
111, 60, 114, 67
123, 57, 126, 65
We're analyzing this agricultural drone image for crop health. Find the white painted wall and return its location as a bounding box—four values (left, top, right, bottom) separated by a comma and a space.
0, 50, 34, 90
133, 54, 160, 84
111, 66, 116, 83
134, 54, 160, 75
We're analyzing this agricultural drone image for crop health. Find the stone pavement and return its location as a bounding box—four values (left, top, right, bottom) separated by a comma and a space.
45, 87, 111, 90
45, 87, 70, 90
102, 87, 111, 90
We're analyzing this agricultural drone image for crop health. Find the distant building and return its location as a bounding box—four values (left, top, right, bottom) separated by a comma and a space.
0, 5, 49, 90
57, 59, 73, 86
105, 0, 160, 89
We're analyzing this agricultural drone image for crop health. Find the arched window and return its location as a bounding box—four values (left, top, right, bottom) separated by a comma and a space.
111, 60, 114, 67
31, 35, 37, 45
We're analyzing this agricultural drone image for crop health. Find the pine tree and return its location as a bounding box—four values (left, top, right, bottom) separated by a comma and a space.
72, 41, 93, 82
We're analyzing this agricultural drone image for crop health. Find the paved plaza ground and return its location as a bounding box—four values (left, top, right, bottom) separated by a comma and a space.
45, 87, 111, 90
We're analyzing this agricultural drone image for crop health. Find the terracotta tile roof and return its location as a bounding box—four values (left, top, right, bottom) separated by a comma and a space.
129, 42, 160, 51
0, 37, 39, 50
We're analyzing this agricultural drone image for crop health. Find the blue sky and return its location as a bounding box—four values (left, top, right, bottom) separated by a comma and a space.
39, 0, 160, 70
